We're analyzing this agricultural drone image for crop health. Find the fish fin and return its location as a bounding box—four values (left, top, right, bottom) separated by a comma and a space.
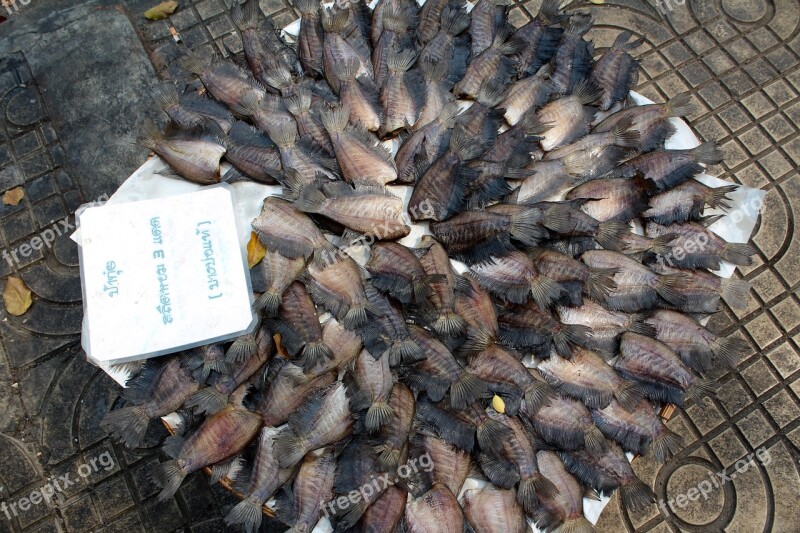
266, 119, 299, 147
641, 119, 677, 152
450, 124, 484, 160
413, 273, 446, 304
720, 278, 751, 310
291, 183, 327, 214
136, 119, 163, 150
704, 184, 738, 210
230, 0, 260, 31
416, 400, 474, 452
537, 0, 564, 25
629, 313, 657, 337
709, 335, 747, 369
524, 379, 555, 414
273, 432, 309, 468
518, 474, 559, 513
343, 302, 371, 329
595, 221, 631, 252
294, 0, 319, 15
559, 516, 596, 533
162, 435, 185, 459
655, 273, 691, 307
450, 372, 489, 409
224, 497, 264, 531
148, 82, 180, 111
686, 378, 717, 404
300, 341, 334, 372
499, 392, 522, 416
610, 116, 640, 148
652, 429, 683, 463
585, 267, 618, 301
210, 455, 241, 484
611, 30, 644, 51
420, 56, 448, 83
509, 207, 548, 246
565, 13, 592, 36
614, 381, 648, 412
387, 48, 417, 73
101, 405, 150, 449
571, 78, 601, 105
552, 324, 592, 358
331, 498, 370, 530
390, 339, 427, 365
320, 6, 349, 32
221, 167, 251, 184
529, 275, 565, 309
374, 443, 402, 471
226, 334, 257, 363
461, 326, 497, 354
180, 50, 215, 75
331, 57, 360, 82
285, 88, 312, 116
441, 3, 470, 35
477, 453, 520, 489
383, 2, 413, 33
185, 387, 228, 415
254, 289, 283, 316
721, 242, 756, 266
475, 418, 513, 454
153, 460, 187, 501
691, 142, 723, 166
365, 401, 394, 432
584, 425, 608, 456
619, 477, 656, 512
320, 104, 350, 133
648, 234, 678, 256
665, 91, 695, 118
432, 310, 467, 337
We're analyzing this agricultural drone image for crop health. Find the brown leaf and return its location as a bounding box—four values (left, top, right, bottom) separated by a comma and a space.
144, 0, 178, 20
247, 231, 266, 269
3, 277, 32, 316
3, 187, 24, 206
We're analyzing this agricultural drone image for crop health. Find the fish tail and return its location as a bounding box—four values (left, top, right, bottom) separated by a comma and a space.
229, 90, 262, 117
383, 2, 413, 33
614, 381, 647, 412
331, 498, 370, 530
462, 326, 496, 354
231, 0, 261, 31
136, 119, 163, 150
529, 275, 564, 310
343, 303, 370, 330
537, 0, 564, 25
552, 324, 591, 358
203, 358, 231, 381
518, 474, 559, 513
583, 425, 608, 456
321, 6, 349, 32
664, 91, 695, 118
524, 379, 554, 415
387, 48, 416, 73
450, 372, 489, 409
509, 208, 548, 246
612, 30, 644, 51
611, 117, 640, 148
374, 443, 401, 471
720, 278, 751, 310
413, 273, 446, 304
559, 516, 596, 533
595, 220, 631, 251
441, 3, 470, 35
691, 142, 723, 165
266, 119, 298, 148
476, 419, 513, 454
439, 101, 464, 127
226, 334, 257, 363
185, 387, 228, 415
585, 267, 618, 301
331, 57, 359, 82
655, 273, 691, 307
365, 401, 394, 432
686, 378, 717, 403
101, 405, 150, 448
274, 432, 308, 468
300, 341, 333, 371
153, 460, 188, 501
392, 338, 427, 365
652, 428, 683, 463
291, 183, 327, 214
710, 335, 747, 369
254, 290, 282, 316
432, 310, 466, 337
320, 104, 350, 133
421, 55, 448, 83
704, 184, 738, 210
148, 82, 179, 110
224, 497, 264, 532
629, 313, 657, 337
619, 477, 656, 512
450, 125, 484, 160
285, 88, 312, 116
721, 242, 757, 266
648, 234, 678, 256
294, 0, 319, 15
180, 50, 215, 75
571, 78, 601, 104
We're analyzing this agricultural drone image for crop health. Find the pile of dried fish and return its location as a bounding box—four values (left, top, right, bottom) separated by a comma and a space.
104, 0, 756, 530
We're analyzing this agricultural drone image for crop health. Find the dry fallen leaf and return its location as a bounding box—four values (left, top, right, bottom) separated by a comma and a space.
144, 0, 178, 20
247, 231, 266, 268
3, 277, 32, 316
492, 394, 506, 414
588, 0, 606, 3
3, 187, 24, 206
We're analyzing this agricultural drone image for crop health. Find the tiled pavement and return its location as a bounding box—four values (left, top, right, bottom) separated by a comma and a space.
0, 0, 799, 531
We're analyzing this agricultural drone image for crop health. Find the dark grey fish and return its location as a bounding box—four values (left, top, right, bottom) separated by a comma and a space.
648, 262, 751, 313
566, 176, 651, 223
416, 236, 467, 336
615, 332, 716, 407
548, 14, 594, 96
530, 248, 618, 304
295, 0, 325, 76
557, 301, 655, 356
590, 31, 643, 111
360, 285, 425, 365
536, 80, 600, 151
463, 485, 527, 533
643, 180, 737, 225
185, 343, 230, 384
275, 447, 336, 532
222, 121, 282, 184
405, 484, 466, 533
305, 253, 376, 330
524, 394, 607, 455
417, 0, 450, 45
470, 0, 510, 56
148, 83, 234, 133
266, 118, 340, 182
366, 241, 445, 305
395, 101, 460, 183
137, 121, 225, 185
330, 57, 383, 132
374, 382, 415, 470
416, 56, 454, 130
251, 196, 336, 264
512, 0, 565, 76
533, 451, 595, 533
613, 142, 724, 192
252, 248, 307, 316
285, 88, 333, 154
232, 0, 298, 89
418, 1, 471, 89
645, 220, 756, 270
373, 2, 415, 87
346, 348, 395, 432
330, 438, 392, 529
453, 26, 522, 98
180, 52, 266, 110
322, 7, 374, 93
469, 250, 565, 309
380, 48, 420, 138
269, 281, 333, 371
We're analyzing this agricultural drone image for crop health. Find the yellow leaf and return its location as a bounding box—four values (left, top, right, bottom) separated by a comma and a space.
2, 187, 24, 206
144, 0, 178, 20
3, 277, 32, 316
588, 0, 605, 3
492, 394, 506, 414
247, 231, 266, 269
